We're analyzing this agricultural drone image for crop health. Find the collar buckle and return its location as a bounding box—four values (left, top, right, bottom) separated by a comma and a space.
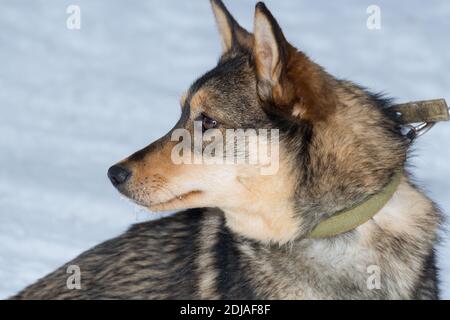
390, 98, 449, 141
404, 122, 436, 140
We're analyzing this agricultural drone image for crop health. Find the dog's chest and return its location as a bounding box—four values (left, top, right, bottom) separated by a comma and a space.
237, 239, 375, 299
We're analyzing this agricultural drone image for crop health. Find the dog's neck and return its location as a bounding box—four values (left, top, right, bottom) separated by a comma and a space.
223, 201, 301, 245
230, 176, 440, 299
222, 163, 303, 245
221, 89, 409, 245
222, 170, 403, 245
307, 170, 403, 238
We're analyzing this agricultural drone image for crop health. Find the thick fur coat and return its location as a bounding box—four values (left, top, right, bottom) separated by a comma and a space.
13, 1, 441, 299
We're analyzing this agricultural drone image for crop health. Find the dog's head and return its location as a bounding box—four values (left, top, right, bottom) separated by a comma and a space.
108, 1, 407, 244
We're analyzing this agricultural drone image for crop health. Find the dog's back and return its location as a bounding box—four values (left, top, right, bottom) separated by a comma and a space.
14, 209, 206, 299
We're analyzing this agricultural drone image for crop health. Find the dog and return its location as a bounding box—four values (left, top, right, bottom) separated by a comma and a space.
13, 0, 442, 299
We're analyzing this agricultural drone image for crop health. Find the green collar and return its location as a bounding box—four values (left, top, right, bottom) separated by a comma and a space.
307, 98, 448, 238
308, 171, 403, 238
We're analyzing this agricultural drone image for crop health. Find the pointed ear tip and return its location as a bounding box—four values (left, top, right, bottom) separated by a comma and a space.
210, 0, 219, 8
255, 2, 267, 12
210, 0, 224, 11
255, 2, 272, 22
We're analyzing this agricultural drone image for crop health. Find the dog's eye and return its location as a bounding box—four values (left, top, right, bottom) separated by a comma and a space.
202, 115, 218, 131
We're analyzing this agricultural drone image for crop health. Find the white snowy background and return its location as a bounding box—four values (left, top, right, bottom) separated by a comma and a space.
0, 0, 449, 299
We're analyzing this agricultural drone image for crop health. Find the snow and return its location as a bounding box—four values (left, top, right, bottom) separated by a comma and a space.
0, 0, 449, 299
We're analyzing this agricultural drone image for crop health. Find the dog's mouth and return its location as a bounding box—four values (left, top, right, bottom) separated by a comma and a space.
130, 190, 204, 212
149, 190, 203, 211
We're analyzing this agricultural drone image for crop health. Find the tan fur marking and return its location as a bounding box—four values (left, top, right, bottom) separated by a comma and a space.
180, 91, 187, 108
359, 176, 438, 239
222, 158, 301, 244
292, 101, 305, 118
190, 89, 208, 110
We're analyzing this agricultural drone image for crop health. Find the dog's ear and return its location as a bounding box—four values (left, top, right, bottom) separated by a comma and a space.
210, 0, 252, 54
253, 2, 336, 121
253, 3, 290, 107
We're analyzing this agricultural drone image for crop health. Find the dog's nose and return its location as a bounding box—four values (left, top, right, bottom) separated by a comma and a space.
107, 165, 131, 187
